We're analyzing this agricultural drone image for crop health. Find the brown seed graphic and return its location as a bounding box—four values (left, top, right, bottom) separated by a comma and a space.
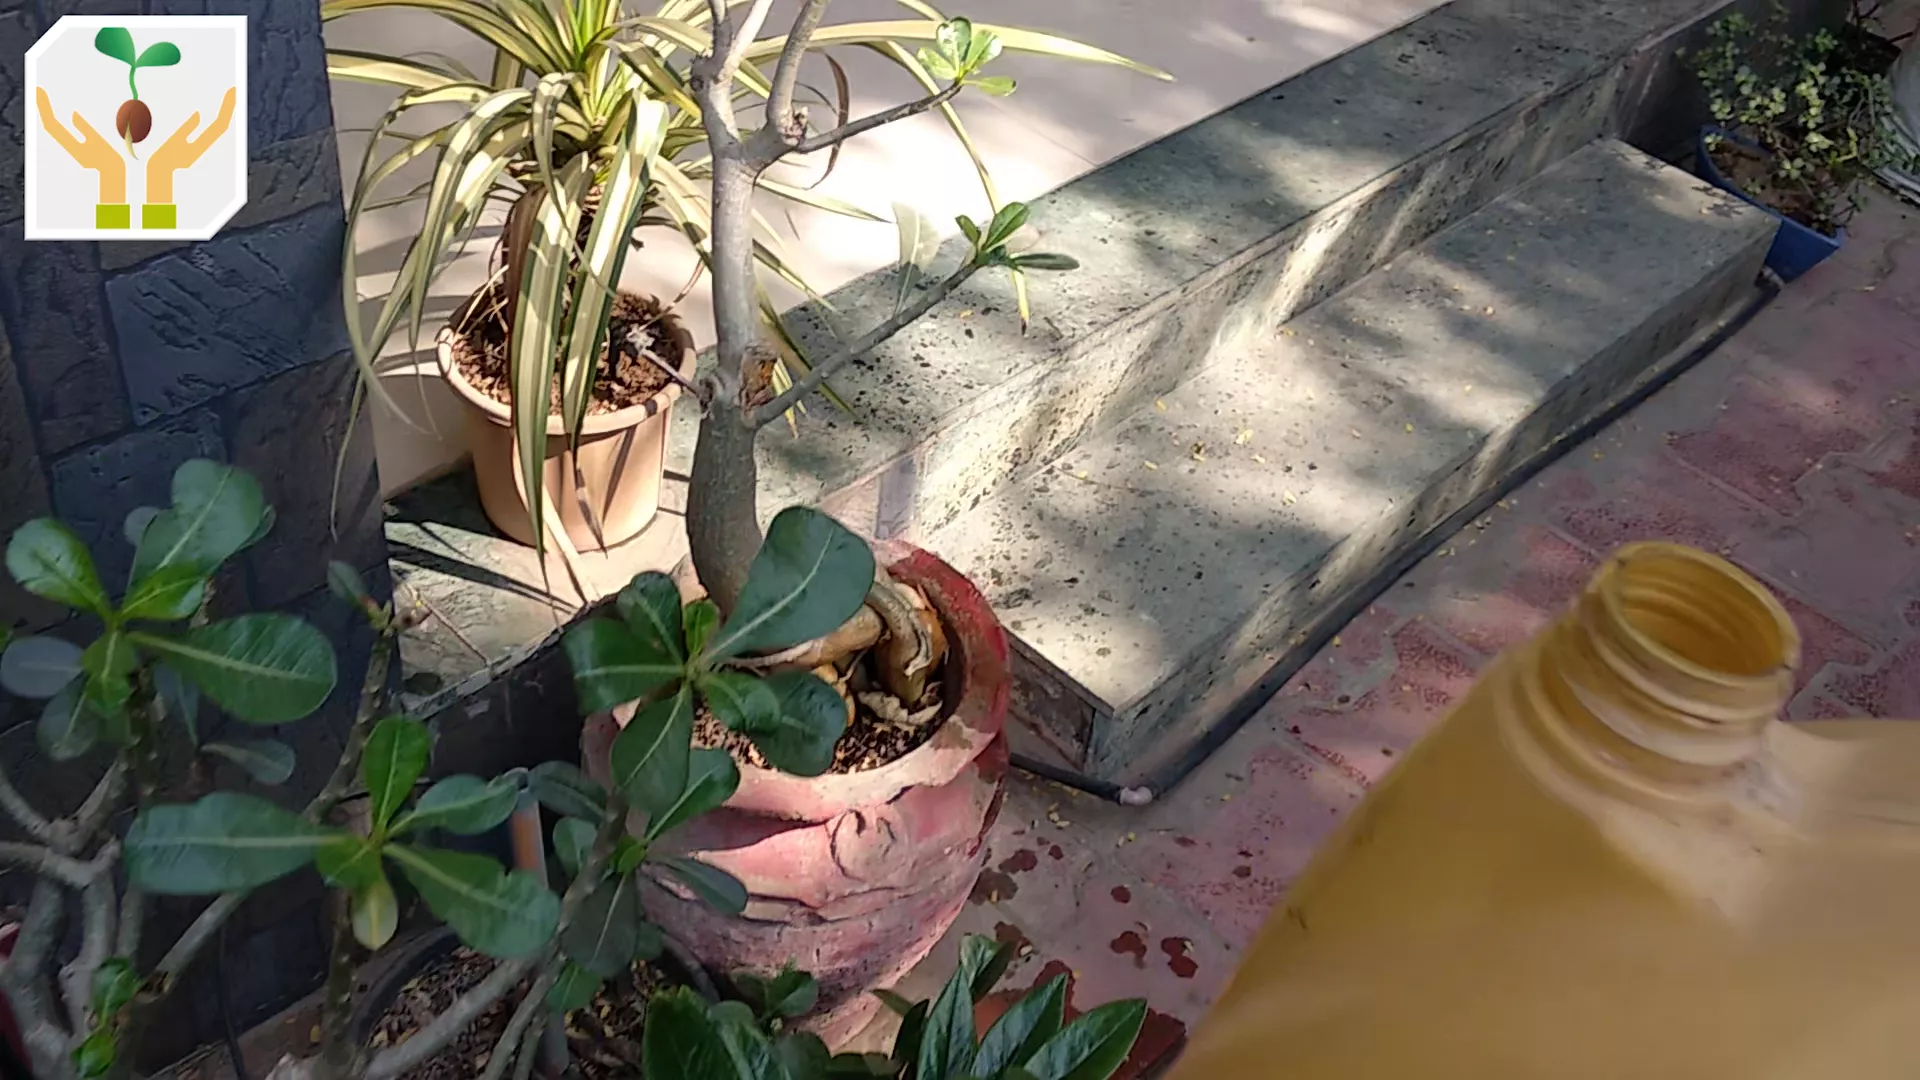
115, 99, 152, 143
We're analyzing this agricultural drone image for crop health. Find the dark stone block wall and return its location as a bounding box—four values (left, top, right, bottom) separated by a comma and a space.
0, 0, 388, 1065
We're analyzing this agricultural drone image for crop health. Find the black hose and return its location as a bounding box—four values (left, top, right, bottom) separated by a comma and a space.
1012, 269, 1786, 804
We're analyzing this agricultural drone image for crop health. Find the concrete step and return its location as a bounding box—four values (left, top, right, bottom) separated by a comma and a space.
705, 0, 1750, 544
920, 139, 1777, 785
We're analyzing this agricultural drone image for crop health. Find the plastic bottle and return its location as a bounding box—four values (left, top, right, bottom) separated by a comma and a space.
1170, 542, 1920, 1079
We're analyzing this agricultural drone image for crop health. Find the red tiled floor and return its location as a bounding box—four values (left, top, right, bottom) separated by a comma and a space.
916, 192, 1920, 1054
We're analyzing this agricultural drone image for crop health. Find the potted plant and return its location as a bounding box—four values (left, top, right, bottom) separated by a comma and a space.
328, 0, 1164, 556
435, 1, 1155, 1041
1689, 10, 1917, 279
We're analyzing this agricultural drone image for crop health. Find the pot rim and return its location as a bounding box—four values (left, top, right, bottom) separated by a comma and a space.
435, 287, 698, 438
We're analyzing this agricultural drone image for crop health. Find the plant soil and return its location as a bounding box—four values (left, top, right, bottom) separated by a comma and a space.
369, 947, 523, 1080
450, 282, 674, 416
564, 960, 680, 1080
368, 948, 683, 1080
694, 677, 947, 774
1710, 139, 1840, 233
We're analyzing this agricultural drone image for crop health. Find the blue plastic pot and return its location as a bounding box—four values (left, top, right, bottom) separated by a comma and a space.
1697, 126, 1846, 282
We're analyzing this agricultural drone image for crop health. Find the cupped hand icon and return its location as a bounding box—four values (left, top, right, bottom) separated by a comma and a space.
147, 87, 237, 206
35, 86, 127, 205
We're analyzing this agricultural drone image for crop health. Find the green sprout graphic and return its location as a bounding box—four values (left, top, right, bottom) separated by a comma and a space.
94, 27, 180, 159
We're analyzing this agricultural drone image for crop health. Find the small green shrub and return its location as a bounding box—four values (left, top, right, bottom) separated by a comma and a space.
1689, 10, 1916, 231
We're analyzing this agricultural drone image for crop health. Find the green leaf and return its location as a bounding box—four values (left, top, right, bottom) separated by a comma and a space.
616, 572, 688, 662
93, 27, 136, 65
613, 836, 647, 875
389, 845, 560, 959
968, 934, 1018, 1001
552, 817, 595, 880
38, 679, 101, 762
155, 663, 199, 745
136, 41, 182, 67
744, 671, 850, 777
326, 561, 371, 605
609, 685, 693, 818
548, 963, 603, 1012
643, 987, 738, 1080
1, 634, 84, 699
81, 631, 138, 714
131, 614, 337, 725
562, 871, 652, 977
7, 519, 109, 615
1010, 253, 1078, 272
777, 1032, 834, 1080
974, 974, 1066, 1079
1023, 1000, 1147, 1080
873, 988, 917, 1017
73, 1027, 115, 1080
916, 932, 991, 1080
563, 618, 687, 714
528, 761, 606, 820
91, 957, 140, 1018
398, 775, 518, 835
122, 507, 160, 549
983, 203, 1032, 252
204, 739, 297, 786
645, 747, 739, 842
362, 717, 430, 830
739, 967, 819, 1020
120, 565, 207, 622
703, 508, 875, 660
712, 998, 787, 1080
681, 600, 720, 658
956, 215, 982, 248
130, 460, 266, 591
892, 1000, 932, 1069
654, 854, 747, 916
125, 793, 331, 894
352, 872, 400, 949
315, 834, 386, 890
966, 74, 1016, 96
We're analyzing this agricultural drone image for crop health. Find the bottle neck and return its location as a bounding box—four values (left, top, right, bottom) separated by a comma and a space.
1516, 544, 1800, 795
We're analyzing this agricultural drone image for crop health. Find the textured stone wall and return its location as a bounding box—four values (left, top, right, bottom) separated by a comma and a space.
0, 0, 388, 1064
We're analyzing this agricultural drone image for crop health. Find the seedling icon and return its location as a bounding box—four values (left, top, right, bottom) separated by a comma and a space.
94, 27, 180, 158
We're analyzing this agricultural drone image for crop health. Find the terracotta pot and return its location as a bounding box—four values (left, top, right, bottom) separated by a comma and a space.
582, 541, 1011, 1046
435, 292, 696, 551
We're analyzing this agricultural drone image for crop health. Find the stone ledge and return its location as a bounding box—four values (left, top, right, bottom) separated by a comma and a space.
923, 140, 1777, 782
733, 0, 1749, 545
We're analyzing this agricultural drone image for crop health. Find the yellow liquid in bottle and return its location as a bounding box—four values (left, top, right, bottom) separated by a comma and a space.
1169, 543, 1920, 1079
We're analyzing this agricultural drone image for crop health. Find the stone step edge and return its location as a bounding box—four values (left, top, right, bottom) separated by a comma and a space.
1066, 275, 1774, 790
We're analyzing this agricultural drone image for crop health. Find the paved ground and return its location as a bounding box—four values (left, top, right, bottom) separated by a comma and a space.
886, 189, 1920, 1070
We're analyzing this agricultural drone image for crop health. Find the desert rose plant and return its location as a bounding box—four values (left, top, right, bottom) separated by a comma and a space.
0, 462, 779, 1080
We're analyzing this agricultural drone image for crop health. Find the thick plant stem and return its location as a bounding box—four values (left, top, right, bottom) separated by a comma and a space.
317, 894, 361, 1080
688, 404, 763, 612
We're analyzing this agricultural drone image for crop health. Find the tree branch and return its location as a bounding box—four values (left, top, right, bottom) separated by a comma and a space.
60, 870, 116, 1033
477, 972, 553, 1080
0, 841, 97, 888
363, 949, 546, 1080
74, 759, 127, 847
0, 760, 53, 844
2, 880, 76, 1080
718, 0, 778, 85
751, 260, 980, 427
764, 0, 832, 138
790, 81, 962, 155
